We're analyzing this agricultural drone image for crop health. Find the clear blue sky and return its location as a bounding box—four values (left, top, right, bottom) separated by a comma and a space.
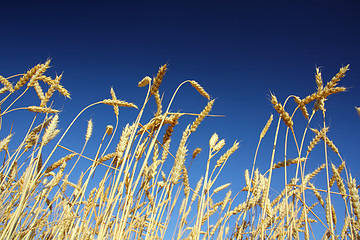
1, 0, 360, 235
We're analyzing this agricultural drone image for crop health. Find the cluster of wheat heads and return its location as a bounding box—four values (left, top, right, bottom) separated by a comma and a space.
0, 60, 359, 239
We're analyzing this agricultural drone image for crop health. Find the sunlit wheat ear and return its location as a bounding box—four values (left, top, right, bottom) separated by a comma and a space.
329, 161, 345, 187
190, 99, 215, 133
213, 183, 231, 194
307, 127, 329, 154
260, 114, 273, 139
44, 153, 77, 174
348, 175, 360, 220
14, 63, 42, 90
189, 80, 210, 100
270, 93, 293, 129
324, 64, 349, 90
138, 76, 151, 87
27, 106, 60, 114
215, 141, 239, 168
213, 139, 225, 152
331, 164, 346, 199
191, 176, 204, 203
42, 114, 60, 146
162, 113, 181, 143
33, 81, 45, 101
0, 75, 14, 93
0, 133, 12, 152
293, 96, 309, 119
150, 64, 167, 95
114, 124, 133, 167
101, 99, 138, 109
85, 119, 93, 141
182, 165, 190, 197
171, 125, 190, 185
28, 59, 51, 88
308, 182, 325, 208
110, 87, 119, 116
272, 157, 306, 169
310, 127, 339, 155
192, 147, 201, 159
209, 132, 219, 149
356, 106, 360, 117
303, 163, 326, 185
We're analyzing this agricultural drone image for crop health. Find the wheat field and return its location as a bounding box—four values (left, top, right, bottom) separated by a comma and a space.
0, 60, 359, 239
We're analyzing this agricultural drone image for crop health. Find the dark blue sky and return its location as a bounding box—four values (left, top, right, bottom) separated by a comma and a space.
1, 0, 360, 216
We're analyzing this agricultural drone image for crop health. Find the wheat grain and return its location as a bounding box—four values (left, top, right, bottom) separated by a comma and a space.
308, 182, 325, 208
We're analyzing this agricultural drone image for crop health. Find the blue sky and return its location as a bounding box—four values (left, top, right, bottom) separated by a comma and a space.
1, 0, 360, 236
